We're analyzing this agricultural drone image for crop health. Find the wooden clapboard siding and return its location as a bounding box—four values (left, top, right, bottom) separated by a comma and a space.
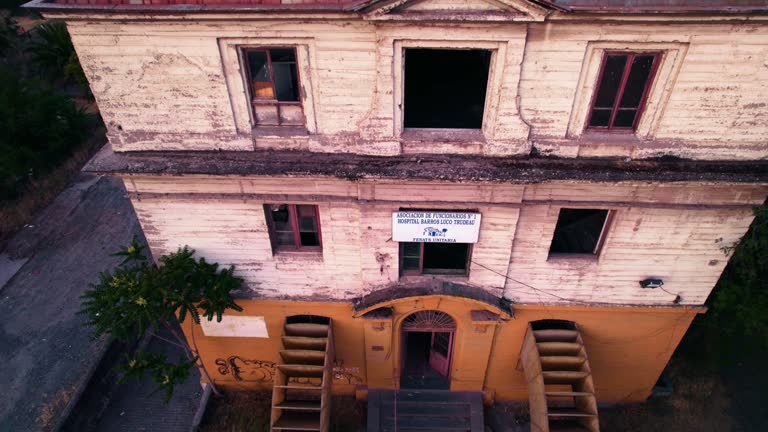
504, 205, 755, 305
61, 10, 768, 159
67, 19, 378, 151
126, 175, 764, 305
131, 195, 365, 299
520, 22, 768, 159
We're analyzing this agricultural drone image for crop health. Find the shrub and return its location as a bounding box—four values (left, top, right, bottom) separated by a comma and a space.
0, 67, 93, 200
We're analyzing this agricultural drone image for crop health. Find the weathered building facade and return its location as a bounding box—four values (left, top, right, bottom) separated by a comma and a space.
29, 0, 768, 429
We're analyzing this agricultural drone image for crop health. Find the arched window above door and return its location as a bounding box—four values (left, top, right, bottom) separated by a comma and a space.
402, 310, 456, 331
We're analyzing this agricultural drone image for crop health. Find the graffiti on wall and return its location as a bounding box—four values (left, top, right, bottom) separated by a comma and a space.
332, 359, 363, 385
215, 356, 276, 382
214, 356, 364, 385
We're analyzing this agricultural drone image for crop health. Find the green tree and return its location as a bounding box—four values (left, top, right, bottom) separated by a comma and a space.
28, 21, 90, 95
0, 66, 93, 200
0, 17, 17, 57
80, 238, 244, 401
707, 203, 768, 348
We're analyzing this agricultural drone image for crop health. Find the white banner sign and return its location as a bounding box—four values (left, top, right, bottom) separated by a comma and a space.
392, 211, 481, 243
201, 315, 269, 338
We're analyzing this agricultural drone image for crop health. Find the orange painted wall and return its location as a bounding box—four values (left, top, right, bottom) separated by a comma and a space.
485, 304, 699, 403
183, 297, 698, 404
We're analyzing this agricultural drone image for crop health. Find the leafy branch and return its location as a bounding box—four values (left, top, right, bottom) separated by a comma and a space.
80, 237, 244, 401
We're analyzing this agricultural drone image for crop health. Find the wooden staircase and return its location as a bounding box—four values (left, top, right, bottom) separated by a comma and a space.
367, 389, 484, 432
519, 321, 599, 432
270, 317, 334, 432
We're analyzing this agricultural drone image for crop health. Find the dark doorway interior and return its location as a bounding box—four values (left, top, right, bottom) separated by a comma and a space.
401, 331, 450, 390
423, 242, 470, 273
403, 48, 491, 129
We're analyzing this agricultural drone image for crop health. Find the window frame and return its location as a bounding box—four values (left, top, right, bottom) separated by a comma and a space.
547, 208, 613, 259
401, 47, 493, 131
264, 204, 322, 254
586, 51, 661, 132
241, 47, 303, 127
399, 242, 472, 277
393, 40, 506, 141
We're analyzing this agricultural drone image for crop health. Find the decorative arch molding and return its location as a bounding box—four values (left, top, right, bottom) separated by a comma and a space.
352, 281, 513, 319
402, 310, 457, 330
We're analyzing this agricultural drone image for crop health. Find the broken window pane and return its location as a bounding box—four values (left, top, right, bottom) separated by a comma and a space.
594, 54, 627, 108
619, 55, 656, 109
549, 209, 609, 255
423, 243, 469, 273
403, 48, 491, 129
270, 48, 299, 102
246, 50, 273, 99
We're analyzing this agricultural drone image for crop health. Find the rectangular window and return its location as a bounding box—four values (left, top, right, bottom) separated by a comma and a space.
587, 52, 659, 131
264, 204, 321, 253
244, 48, 304, 127
399, 242, 471, 276
549, 209, 611, 257
403, 48, 491, 129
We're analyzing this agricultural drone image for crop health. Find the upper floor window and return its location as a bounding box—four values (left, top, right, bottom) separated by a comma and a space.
244, 48, 304, 127
587, 52, 660, 131
403, 48, 491, 129
549, 208, 611, 257
264, 204, 321, 253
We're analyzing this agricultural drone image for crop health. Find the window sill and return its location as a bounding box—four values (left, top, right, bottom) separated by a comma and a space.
401, 128, 486, 144
546, 254, 599, 264
273, 251, 324, 262
252, 126, 309, 138
399, 274, 470, 283
580, 130, 642, 145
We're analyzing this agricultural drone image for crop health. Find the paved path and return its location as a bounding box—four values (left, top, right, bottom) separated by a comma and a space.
0, 175, 139, 432
90, 330, 204, 432
0, 174, 203, 432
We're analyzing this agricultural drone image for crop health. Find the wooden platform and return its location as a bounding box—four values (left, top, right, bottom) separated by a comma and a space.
367, 389, 484, 432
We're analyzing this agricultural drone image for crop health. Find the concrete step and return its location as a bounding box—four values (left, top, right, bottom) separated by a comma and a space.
537, 342, 583, 356
277, 364, 324, 378
282, 336, 327, 351
542, 370, 591, 384
533, 329, 579, 343
284, 323, 329, 338
279, 350, 325, 365
541, 356, 586, 370
368, 390, 483, 432
380, 416, 472, 431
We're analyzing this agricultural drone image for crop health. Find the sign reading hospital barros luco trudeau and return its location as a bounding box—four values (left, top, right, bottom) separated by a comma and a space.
392, 211, 482, 243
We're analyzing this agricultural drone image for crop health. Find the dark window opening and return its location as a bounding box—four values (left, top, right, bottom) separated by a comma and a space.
244, 48, 304, 127
399, 242, 470, 276
549, 208, 610, 256
588, 52, 659, 131
403, 48, 491, 129
264, 204, 321, 253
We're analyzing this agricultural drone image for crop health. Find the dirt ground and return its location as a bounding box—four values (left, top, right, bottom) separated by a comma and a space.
200, 391, 365, 432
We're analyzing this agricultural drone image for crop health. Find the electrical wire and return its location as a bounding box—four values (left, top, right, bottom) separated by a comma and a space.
470, 260, 682, 306
658, 284, 682, 302
470, 260, 595, 305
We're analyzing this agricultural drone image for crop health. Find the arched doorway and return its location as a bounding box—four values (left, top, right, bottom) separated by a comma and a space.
400, 310, 456, 389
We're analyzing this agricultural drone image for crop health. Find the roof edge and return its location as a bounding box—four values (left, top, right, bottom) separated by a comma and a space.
82, 142, 768, 185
